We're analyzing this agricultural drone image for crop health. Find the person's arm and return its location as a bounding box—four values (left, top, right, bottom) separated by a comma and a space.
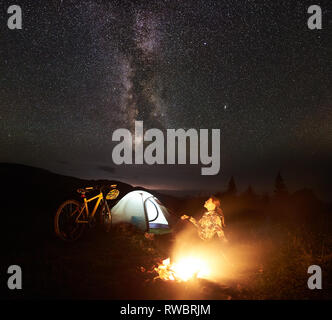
214, 216, 224, 231
221, 215, 226, 228
217, 208, 226, 228
214, 216, 227, 241
181, 214, 199, 228
189, 216, 199, 228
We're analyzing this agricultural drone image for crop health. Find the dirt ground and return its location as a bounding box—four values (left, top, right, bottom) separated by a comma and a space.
1, 214, 331, 300
2, 223, 261, 300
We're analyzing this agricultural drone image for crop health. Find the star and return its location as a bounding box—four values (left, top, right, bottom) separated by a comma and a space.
0, 0, 330, 197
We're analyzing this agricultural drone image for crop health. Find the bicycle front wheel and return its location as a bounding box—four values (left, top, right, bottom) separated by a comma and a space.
54, 199, 86, 241
99, 200, 112, 233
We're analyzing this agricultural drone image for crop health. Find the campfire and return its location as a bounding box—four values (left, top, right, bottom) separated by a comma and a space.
154, 256, 211, 282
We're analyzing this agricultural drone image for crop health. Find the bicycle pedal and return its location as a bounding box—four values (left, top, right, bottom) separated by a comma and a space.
88, 218, 97, 228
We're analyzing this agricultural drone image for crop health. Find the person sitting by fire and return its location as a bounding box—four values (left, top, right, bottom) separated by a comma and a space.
181, 196, 227, 242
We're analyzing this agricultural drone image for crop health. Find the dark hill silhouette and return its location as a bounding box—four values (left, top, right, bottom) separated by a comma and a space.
0, 163, 182, 244
0, 162, 135, 212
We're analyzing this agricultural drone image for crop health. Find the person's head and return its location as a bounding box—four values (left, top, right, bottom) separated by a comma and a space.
204, 196, 220, 211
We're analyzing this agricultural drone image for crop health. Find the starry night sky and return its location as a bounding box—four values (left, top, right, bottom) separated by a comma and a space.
0, 0, 331, 197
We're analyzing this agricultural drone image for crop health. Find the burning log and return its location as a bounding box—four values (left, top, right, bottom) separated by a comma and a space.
154, 257, 210, 282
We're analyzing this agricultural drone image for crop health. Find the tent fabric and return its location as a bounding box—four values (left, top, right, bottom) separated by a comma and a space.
111, 190, 172, 234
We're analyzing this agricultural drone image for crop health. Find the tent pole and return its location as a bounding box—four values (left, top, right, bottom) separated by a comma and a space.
140, 193, 150, 233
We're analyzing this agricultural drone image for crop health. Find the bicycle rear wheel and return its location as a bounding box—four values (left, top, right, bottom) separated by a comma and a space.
54, 199, 86, 241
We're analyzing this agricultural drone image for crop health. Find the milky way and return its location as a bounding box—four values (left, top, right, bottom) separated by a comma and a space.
0, 0, 331, 197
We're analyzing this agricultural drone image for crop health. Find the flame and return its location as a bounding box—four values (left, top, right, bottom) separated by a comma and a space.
155, 256, 211, 282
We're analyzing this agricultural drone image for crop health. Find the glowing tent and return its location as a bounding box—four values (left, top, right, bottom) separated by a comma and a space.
111, 190, 172, 234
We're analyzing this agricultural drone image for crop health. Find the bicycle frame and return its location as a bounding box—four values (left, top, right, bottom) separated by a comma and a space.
76, 192, 103, 224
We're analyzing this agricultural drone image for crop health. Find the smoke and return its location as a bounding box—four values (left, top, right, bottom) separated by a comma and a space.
170, 223, 264, 283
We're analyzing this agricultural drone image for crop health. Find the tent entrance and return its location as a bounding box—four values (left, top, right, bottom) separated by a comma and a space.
111, 190, 172, 234
143, 195, 172, 234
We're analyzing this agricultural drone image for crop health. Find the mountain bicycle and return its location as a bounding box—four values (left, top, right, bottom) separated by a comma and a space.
54, 184, 120, 241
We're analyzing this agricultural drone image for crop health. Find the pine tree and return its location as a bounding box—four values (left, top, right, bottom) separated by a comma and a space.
274, 171, 288, 196
245, 185, 254, 197
227, 176, 237, 195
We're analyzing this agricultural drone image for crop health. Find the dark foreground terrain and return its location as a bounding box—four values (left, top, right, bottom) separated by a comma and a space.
1, 163, 331, 299
1, 226, 246, 300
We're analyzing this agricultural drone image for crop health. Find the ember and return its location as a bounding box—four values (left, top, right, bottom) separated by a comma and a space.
154, 257, 211, 282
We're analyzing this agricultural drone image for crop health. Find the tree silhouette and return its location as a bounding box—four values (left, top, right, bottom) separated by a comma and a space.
245, 185, 254, 197
261, 192, 270, 204
274, 171, 288, 196
227, 176, 237, 195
